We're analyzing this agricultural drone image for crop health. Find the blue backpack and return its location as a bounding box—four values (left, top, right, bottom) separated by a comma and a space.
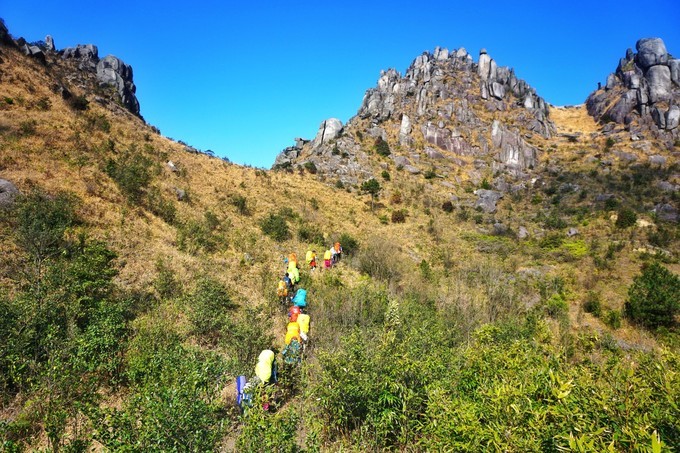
292, 289, 307, 307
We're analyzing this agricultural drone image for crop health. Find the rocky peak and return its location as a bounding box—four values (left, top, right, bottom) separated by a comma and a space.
586, 37, 679, 147
274, 46, 554, 186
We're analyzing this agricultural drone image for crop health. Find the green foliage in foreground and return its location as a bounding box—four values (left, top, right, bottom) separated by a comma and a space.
626, 262, 680, 329
309, 305, 680, 451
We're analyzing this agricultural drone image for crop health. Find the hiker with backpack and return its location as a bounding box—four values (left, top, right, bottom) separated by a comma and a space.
297, 312, 310, 343
333, 242, 343, 263
306, 249, 317, 270
277, 276, 290, 305
323, 248, 332, 269
292, 288, 307, 309
254, 349, 278, 385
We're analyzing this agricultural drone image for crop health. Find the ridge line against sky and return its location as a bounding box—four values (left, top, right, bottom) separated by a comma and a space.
3, 1, 679, 168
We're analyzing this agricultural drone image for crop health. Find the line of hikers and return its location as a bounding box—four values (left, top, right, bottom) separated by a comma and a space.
237, 242, 343, 412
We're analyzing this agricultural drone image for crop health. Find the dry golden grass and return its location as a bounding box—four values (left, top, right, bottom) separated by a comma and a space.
1, 43, 678, 362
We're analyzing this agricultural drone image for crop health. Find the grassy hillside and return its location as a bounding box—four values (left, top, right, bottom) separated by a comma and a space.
1, 37, 679, 451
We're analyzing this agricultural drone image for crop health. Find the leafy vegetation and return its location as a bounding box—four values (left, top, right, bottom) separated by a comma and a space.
625, 262, 680, 329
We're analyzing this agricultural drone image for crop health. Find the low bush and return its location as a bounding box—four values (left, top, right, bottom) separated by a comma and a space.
625, 262, 680, 329
375, 137, 391, 157
442, 201, 454, 213
260, 213, 291, 242
391, 209, 406, 223
615, 207, 637, 228
297, 223, 324, 245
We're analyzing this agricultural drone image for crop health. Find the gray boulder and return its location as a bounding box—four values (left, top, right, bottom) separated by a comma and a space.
392, 155, 411, 167
646, 65, 672, 103
649, 155, 667, 166
399, 114, 412, 145
404, 165, 421, 174
665, 105, 679, 130
518, 226, 529, 239
567, 228, 579, 237
635, 38, 668, 69
62, 44, 99, 70
313, 118, 343, 147
424, 147, 445, 159
491, 120, 538, 171
0, 179, 19, 208
670, 59, 680, 85
654, 203, 678, 222
96, 55, 140, 116
474, 189, 503, 213
45, 35, 55, 51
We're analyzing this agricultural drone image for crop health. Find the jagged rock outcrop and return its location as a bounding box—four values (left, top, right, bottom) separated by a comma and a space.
58, 43, 141, 117
274, 45, 554, 185
96, 55, 140, 116
313, 118, 343, 147
586, 38, 679, 144
45, 35, 55, 52
62, 44, 99, 70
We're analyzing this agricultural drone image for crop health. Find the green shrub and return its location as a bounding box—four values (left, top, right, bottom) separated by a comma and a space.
297, 223, 324, 245
604, 197, 619, 210
391, 209, 406, 223
304, 161, 318, 174
442, 201, 454, 213
582, 292, 602, 317
375, 137, 391, 157
145, 187, 176, 224
231, 194, 250, 215
153, 259, 181, 300
615, 207, 637, 228
338, 233, 359, 256
545, 294, 568, 319
177, 212, 225, 254
625, 262, 680, 329
424, 169, 437, 179
186, 278, 237, 343
67, 95, 89, 111
480, 178, 492, 190
381, 170, 391, 181
605, 310, 622, 329
105, 151, 155, 203
19, 120, 37, 136
237, 403, 298, 452
260, 213, 291, 242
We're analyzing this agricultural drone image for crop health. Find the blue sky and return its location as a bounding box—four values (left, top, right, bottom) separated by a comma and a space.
3, 1, 679, 168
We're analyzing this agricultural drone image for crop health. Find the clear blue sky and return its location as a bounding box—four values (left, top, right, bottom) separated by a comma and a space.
3, 1, 679, 168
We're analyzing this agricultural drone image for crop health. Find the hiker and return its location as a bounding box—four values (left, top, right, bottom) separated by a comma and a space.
323, 248, 332, 269
333, 242, 343, 263
306, 249, 317, 270
254, 349, 278, 385
297, 312, 310, 343
288, 305, 302, 319
277, 277, 289, 305
282, 338, 302, 365
285, 320, 301, 345
288, 265, 300, 289
292, 288, 307, 309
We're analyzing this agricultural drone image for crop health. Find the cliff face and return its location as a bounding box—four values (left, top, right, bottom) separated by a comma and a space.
586, 38, 679, 148
274, 46, 555, 186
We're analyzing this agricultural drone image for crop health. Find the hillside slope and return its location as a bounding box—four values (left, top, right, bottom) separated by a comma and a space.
1, 23, 679, 451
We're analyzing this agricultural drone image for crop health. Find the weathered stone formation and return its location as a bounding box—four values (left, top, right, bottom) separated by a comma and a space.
96, 55, 140, 116
273, 45, 554, 184
60, 44, 141, 116
20, 42, 46, 64
62, 44, 99, 70
586, 38, 679, 144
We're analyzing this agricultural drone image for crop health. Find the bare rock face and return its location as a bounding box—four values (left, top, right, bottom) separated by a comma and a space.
60, 44, 141, 117
586, 37, 680, 144
313, 118, 343, 147
274, 45, 554, 183
62, 44, 99, 70
96, 55, 140, 116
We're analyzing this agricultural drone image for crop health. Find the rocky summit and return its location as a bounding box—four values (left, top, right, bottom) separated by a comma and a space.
586, 37, 679, 148
10, 29, 141, 117
274, 46, 555, 186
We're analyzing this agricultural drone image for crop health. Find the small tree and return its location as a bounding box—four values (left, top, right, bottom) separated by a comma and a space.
361, 178, 381, 211
625, 262, 680, 329
375, 137, 391, 157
